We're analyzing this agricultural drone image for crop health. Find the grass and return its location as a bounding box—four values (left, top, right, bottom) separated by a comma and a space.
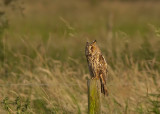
0, 0, 160, 113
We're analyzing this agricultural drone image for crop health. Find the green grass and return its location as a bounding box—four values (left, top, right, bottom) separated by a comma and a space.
0, 0, 160, 113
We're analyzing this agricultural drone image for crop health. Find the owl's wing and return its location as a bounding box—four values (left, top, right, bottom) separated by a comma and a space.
102, 55, 108, 76
99, 54, 108, 84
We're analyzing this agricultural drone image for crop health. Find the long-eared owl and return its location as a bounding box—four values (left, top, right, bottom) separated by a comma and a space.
85, 40, 108, 96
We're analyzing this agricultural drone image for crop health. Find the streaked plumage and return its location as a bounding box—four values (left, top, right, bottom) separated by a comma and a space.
85, 40, 108, 96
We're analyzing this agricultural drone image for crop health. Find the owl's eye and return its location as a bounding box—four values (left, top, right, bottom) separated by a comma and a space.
91, 46, 94, 52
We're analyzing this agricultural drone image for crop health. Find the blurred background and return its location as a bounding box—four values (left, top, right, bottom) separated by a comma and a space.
0, 0, 160, 113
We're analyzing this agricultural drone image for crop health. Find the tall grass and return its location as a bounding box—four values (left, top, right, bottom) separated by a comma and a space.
0, 0, 160, 113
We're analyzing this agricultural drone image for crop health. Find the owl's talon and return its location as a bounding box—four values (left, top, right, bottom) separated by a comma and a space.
91, 77, 99, 80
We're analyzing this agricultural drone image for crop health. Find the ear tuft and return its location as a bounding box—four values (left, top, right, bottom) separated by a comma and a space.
93, 40, 97, 43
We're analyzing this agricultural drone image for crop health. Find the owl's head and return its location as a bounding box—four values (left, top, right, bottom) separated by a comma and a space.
85, 40, 99, 56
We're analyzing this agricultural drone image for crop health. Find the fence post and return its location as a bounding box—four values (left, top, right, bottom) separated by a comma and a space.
88, 79, 101, 114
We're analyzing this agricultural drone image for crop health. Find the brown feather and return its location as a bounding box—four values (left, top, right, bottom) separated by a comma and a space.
85, 41, 108, 96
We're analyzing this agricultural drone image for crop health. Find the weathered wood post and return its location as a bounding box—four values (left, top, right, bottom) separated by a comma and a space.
88, 79, 101, 114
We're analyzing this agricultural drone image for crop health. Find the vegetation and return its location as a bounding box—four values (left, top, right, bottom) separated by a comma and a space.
0, 0, 160, 113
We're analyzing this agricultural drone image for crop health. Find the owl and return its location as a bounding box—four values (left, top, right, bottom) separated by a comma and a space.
85, 40, 108, 96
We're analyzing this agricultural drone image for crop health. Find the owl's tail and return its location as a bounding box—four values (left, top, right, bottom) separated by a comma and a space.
100, 75, 108, 96
101, 83, 108, 96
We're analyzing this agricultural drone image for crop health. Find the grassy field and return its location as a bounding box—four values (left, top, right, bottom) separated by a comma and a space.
0, 0, 160, 113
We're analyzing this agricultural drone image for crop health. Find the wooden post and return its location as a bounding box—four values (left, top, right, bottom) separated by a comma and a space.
88, 79, 101, 114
